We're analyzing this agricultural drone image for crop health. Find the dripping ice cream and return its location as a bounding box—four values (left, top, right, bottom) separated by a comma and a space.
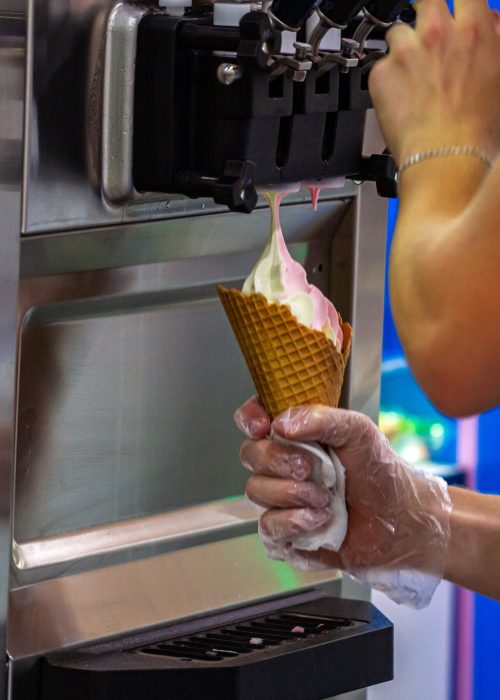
218, 184, 352, 420
242, 188, 344, 353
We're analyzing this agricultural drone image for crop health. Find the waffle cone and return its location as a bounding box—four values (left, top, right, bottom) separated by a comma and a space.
218, 286, 352, 420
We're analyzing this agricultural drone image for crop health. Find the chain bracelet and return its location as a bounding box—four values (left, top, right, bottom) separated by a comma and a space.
398, 145, 493, 179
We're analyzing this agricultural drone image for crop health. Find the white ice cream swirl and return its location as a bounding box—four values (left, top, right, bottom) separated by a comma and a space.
243, 190, 343, 353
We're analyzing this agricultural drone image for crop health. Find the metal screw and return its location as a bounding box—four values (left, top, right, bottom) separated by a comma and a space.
341, 38, 360, 58
217, 63, 243, 86
293, 41, 312, 60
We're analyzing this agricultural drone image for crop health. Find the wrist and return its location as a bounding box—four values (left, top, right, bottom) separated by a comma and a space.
396, 130, 498, 167
394, 466, 452, 575
444, 488, 500, 598
396, 155, 489, 220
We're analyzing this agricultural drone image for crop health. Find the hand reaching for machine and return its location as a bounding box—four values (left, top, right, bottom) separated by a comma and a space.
235, 398, 452, 607
368, 0, 500, 165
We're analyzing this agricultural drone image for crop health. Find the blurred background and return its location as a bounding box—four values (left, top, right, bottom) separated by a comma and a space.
372, 175, 500, 700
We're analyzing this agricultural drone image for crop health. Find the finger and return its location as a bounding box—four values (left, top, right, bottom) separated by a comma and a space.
413, 0, 453, 26
453, 0, 491, 23
247, 475, 331, 510
385, 21, 417, 53
234, 396, 270, 439
259, 507, 333, 538
273, 406, 376, 447
240, 438, 314, 480
413, 0, 454, 49
384, 22, 420, 64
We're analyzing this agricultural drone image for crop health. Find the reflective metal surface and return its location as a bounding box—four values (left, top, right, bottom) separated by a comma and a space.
22, 0, 247, 232
0, 4, 26, 698
14, 497, 258, 570
14, 201, 346, 567
6, 2, 390, 698
9, 534, 341, 659
101, 2, 152, 203
22, 0, 358, 233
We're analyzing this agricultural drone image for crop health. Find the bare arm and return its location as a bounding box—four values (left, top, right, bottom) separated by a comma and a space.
390, 160, 500, 416
446, 486, 500, 599
369, 0, 500, 415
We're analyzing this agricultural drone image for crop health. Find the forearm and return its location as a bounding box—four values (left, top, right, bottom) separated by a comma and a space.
388, 158, 494, 414
445, 486, 500, 599
390, 157, 488, 339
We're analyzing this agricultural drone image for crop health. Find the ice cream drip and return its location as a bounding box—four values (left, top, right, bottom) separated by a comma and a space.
308, 186, 321, 212
302, 178, 346, 212
243, 186, 343, 352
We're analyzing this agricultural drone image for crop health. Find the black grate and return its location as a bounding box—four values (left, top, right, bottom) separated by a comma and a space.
136, 612, 357, 663
42, 596, 393, 700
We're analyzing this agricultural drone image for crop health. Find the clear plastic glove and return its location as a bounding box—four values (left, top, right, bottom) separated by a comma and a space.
235, 399, 453, 609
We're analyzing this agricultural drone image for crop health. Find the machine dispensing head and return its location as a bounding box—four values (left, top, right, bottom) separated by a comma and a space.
353, 0, 411, 50
267, 0, 321, 32
124, 0, 401, 212
309, 0, 369, 55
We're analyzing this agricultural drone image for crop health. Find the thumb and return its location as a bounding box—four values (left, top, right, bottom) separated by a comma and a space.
272, 405, 377, 448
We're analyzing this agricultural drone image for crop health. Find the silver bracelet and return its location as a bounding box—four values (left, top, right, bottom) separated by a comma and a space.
398, 146, 493, 178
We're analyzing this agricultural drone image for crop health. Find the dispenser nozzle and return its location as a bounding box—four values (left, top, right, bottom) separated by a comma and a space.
268, 0, 320, 32
309, 0, 368, 55
352, 0, 410, 51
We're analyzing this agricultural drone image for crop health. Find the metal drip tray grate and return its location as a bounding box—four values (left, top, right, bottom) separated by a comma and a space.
138, 613, 357, 662
41, 593, 393, 700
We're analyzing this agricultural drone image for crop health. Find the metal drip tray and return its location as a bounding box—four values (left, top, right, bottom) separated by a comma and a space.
41, 593, 393, 700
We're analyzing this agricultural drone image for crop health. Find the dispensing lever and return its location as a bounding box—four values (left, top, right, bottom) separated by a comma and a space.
317, 0, 369, 29
364, 0, 410, 24
353, 0, 410, 50
174, 161, 258, 214
268, 0, 320, 32
310, 0, 368, 56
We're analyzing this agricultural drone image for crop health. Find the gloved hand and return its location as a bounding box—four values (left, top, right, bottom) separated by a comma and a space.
235, 399, 453, 608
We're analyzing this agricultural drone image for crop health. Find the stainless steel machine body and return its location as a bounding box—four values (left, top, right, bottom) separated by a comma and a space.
0, 1, 389, 697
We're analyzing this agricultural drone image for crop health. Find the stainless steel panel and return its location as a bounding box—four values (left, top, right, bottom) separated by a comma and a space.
23, 0, 183, 233
332, 182, 388, 421
101, 2, 153, 203
0, 5, 26, 699
8, 533, 341, 659
20, 196, 352, 277
15, 296, 253, 540
11, 3, 390, 692
22, 0, 357, 233
14, 200, 347, 578
14, 497, 259, 570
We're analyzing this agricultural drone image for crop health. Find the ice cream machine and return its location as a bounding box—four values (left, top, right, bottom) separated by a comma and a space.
103, 0, 404, 212
0, 0, 408, 698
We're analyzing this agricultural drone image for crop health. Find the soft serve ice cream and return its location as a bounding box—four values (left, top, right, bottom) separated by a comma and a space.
243, 188, 344, 352
217, 183, 352, 420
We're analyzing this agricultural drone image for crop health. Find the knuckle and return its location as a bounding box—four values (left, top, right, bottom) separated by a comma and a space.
390, 38, 417, 64
459, 19, 482, 49
419, 20, 448, 49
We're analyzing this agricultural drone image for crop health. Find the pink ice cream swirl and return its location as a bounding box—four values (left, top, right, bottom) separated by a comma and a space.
243, 190, 344, 353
